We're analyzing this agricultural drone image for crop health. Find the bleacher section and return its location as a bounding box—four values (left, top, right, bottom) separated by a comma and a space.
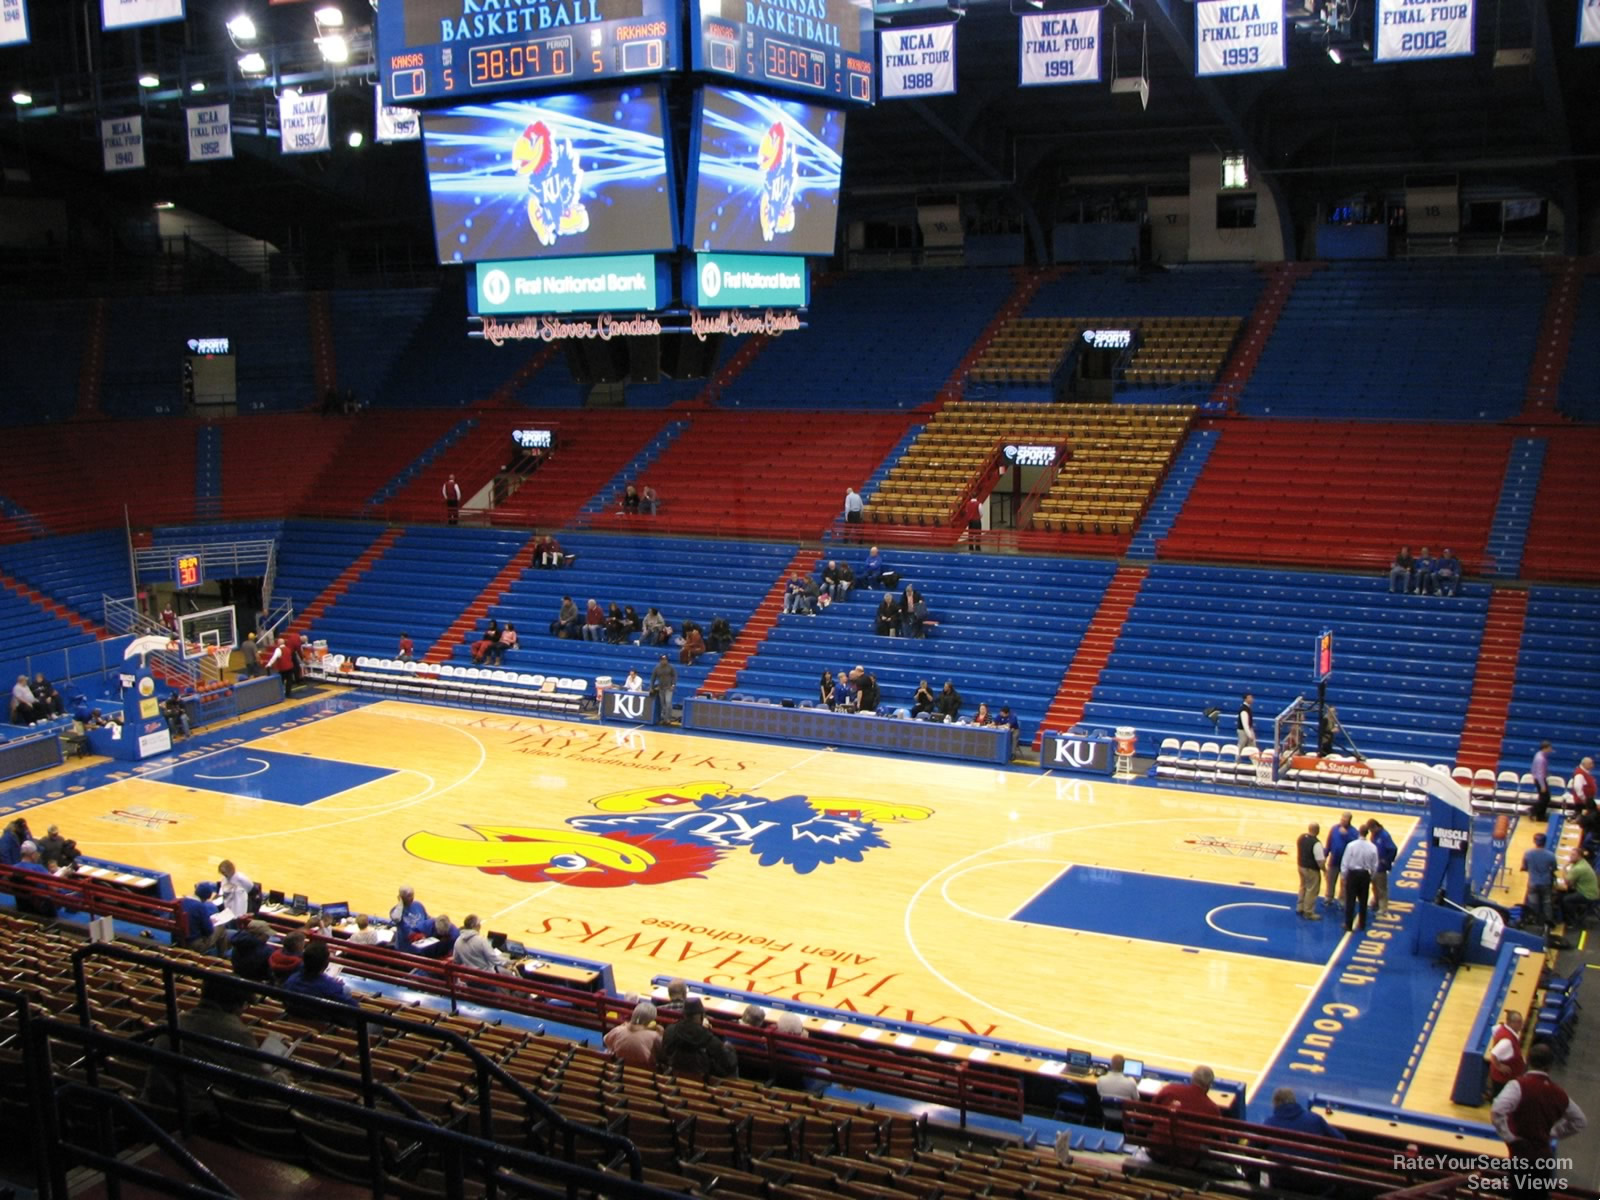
464, 533, 798, 701
297, 409, 469, 517
723, 269, 1017, 408
1158, 421, 1511, 572
0, 299, 85, 426
1558, 274, 1600, 422
1499, 587, 1600, 774
0, 574, 98, 702
272, 521, 392, 628
1078, 563, 1489, 761
730, 548, 1118, 742
1239, 260, 1547, 419
585, 411, 913, 540
1026, 264, 1264, 320
218, 411, 352, 521
969, 317, 1240, 389
326, 288, 437, 407
1513, 428, 1600, 583
0, 529, 132, 624
0, 421, 200, 535
492, 410, 675, 530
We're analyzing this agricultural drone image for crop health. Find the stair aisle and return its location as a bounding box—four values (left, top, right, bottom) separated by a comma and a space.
702, 548, 820, 695
1454, 588, 1529, 772
945, 267, 1061, 402
1033, 564, 1148, 747
308, 289, 337, 402
76, 298, 107, 420
1522, 263, 1580, 419
1484, 438, 1547, 579
195, 425, 223, 519
578, 420, 690, 517
367, 417, 479, 508
1126, 428, 1219, 559
287, 528, 404, 637
857, 423, 927, 507
424, 532, 541, 663
1218, 263, 1317, 407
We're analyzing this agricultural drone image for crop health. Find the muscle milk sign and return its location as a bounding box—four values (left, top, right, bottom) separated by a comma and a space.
1195, 0, 1285, 75
1019, 9, 1100, 86
101, 0, 183, 29
186, 105, 233, 162
1375, 0, 1475, 61
279, 89, 330, 156
0, 0, 30, 47
375, 85, 422, 143
102, 116, 145, 173
880, 24, 956, 98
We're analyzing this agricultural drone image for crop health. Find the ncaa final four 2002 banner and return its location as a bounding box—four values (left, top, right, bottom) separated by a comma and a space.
1375, 0, 1474, 61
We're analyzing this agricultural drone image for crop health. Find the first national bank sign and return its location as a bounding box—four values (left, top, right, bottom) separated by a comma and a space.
475, 255, 660, 316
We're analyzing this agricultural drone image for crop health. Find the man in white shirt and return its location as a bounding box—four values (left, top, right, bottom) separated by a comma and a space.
217, 859, 254, 918
1096, 1054, 1141, 1104
443, 475, 461, 525
623, 669, 643, 693
11, 676, 43, 725
1340, 824, 1381, 932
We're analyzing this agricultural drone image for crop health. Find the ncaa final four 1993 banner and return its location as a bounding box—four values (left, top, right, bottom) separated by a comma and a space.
0, 0, 29, 47
879, 24, 956, 98
1195, 0, 1285, 76
1374, 0, 1474, 62
1019, 9, 1100, 86
1582, 0, 1600, 47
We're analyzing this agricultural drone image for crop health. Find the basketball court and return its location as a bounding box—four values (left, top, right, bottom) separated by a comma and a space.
2, 691, 1471, 1118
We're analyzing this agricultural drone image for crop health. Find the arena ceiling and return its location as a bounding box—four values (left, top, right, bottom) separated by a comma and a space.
0, 0, 1594, 261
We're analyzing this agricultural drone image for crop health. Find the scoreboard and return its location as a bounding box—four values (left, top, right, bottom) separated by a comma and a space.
378, 0, 682, 104
690, 0, 874, 104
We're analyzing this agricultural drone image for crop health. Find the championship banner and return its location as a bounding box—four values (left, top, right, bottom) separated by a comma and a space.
880, 24, 956, 98
375, 86, 422, 142
1375, 0, 1474, 62
1582, 0, 1600, 47
100, 0, 184, 30
279, 89, 330, 155
1019, 8, 1100, 86
1196, 0, 1285, 75
186, 104, 233, 162
101, 116, 145, 172
0, 0, 29, 47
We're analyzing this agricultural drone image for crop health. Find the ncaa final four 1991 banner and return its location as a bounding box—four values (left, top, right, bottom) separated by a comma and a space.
879, 24, 956, 98
1195, 0, 1285, 76
1019, 9, 1100, 86
1375, 0, 1474, 61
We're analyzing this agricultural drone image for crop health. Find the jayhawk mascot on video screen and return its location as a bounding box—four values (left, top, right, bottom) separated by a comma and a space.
512, 119, 589, 247
757, 119, 799, 243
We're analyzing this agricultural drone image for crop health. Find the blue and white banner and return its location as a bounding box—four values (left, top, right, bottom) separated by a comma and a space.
1375, 0, 1474, 62
186, 104, 233, 162
375, 86, 422, 142
1196, 0, 1286, 75
101, 116, 145, 172
279, 89, 330, 156
1019, 9, 1100, 86
100, 0, 183, 30
0, 0, 29, 47
880, 24, 956, 98
1581, 0, 1600, 46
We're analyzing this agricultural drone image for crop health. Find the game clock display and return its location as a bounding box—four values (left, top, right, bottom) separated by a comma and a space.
378, 0, 681, 104
174, 554, 202, 590
691, 0, 874, 105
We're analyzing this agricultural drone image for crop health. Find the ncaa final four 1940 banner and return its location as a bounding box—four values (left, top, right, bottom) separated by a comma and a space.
1582, 0, 1600, 46
1019, 9, 1100, 86
1195, 0, 1286, 76
879, 24, 956, 99
1375, 0, 1474, 62
0, 0, 29, 47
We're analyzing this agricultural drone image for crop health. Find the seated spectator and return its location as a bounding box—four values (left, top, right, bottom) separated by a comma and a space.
11, 675, 45, 726
1148, 1064, 1222, 1167
641, 484, 658, 515
142, 974, 278, 1124
680, 624, 706, 666
1558, 847, 1598, 928
623, 668, 644, 693
269, 929, 307, 983
830, 560, 854, 601
874, 592, 902, 637
622, 482, 641, 514
821, 561, 841, 599
452, 914, 511, 975
1262, 1086, 1343, 1138
36, 824, 76, 869
1096, 1054, 1141, 1104
347, 913, 379, 945
418, 914, 459, 959
31, 674, 63, 717
164, 693, 191, 740
0, 818, 29, 866
552, 596, 582, 639
605, 603, 627, 644
396, 632, 414, 661
996, 704, 1020, 734
283, 939, 359, 1013
660, 997, 738, 1078
1413, 546, 1437, 595
229, 920, 275, 982
911, 680, 935, 717
973, 702, 993, 726
1436, 548, 1461, 597
862, 546, 884, 589
534, 532, 564, 568
907, 594, 930, 639
176, 882, 227, 954
623, 605, 643, 639
707, 616, 734, 653
604, 1001, 663, 1069
936, 681, 962, 722
771, 1011, 828, 1095
819, 670, 836, 710
1388, 546, 1414, 594
739, 1003, 767, 1029
391, 885, 431, 948
496, 623, 518, 663
641, 607, 671, 646
900, 584, 922, 637
13, 840, 58, 917
833, 670, 857, 712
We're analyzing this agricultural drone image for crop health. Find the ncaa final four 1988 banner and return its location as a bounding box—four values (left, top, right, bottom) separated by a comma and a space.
1019, 9, 1100, 86
879, 24, 956, 98
1195, 0, 1286, 76
1375, 0, 1474, 61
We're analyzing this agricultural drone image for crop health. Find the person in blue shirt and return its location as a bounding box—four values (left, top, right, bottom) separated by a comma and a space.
1368, 820, 1399, 917
14, 841, 57, 917
1413, 546, 1437, 595
390, 886, 431, 953
0, 818, 28, 867
282, 940, 358, 1015
1521, 832, 1558, 929
861, 546, 884, 590
1323, 812, 1357, 909
1263, 1087, 1345, 1139
1435, 549, 1461, 597
997, 704, 1020, 734
175, 882, 227, 954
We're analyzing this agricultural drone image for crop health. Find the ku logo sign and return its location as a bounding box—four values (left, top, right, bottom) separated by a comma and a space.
1050, 735, 1110, 773
404, 780, 933, 888
699, 260, 723, 300
611, 692, 648, 720
481, 269, 512, 307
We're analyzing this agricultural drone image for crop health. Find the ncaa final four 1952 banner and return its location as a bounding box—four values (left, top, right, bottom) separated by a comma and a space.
187, 105, 233, 162
879, 24, 956, 98
1582, 0, 1600, 46
1019, 9, 1100, 85
0, 0, 29, 47
1195, 0, 1285, 75
1375, 0, 1474, 61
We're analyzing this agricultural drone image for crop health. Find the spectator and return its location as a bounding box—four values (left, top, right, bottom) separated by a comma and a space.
1262, 1086, 1344, 1138
143, 975, 277, 1123
874, 591, 901, 637
1340, 823, 1380, 932
996, 704, 1020, 734
622, 482, 640, 514
496, 623, 518, 663
707, 616, 734, 653
31, 674, 63, 717
679, 624, 706, 666
270, 929, 307, 982
348, 914, 379, 945
1521, 833, 1557, 929
1388, 546, 1414, 593
861, 546, 884, 589
1413, 546, 1437, 595
1324, 812, 1356, 909
10, 675, 44, 725
973, 702, 993, 726
1149, 1065, 1221, 1166
641, 484, 658, 515
829, 560, 854, 601
453, 914, 511, 974
843, 487, 863, 531
660, 997, 738, 1078
1531, 741, 1552, 820
650, 656, 678, 726
1490, 1043, 1586, 1196
771, 1011, 829, 1094
821, 560, 841, 599
535, 532, 565, 568
552, 596, 582, 639
641, 607, 670, 646
419, 914, 459, 959
817, 670, 836, 709
391, 886, 431, 948
964, 495, 982, 552
1570, 756, 1596, 810
13, 840, 58, 917
856, 671, 880, 715
1237, 692, 1256, 751
936, 681, 962, 722
1485, 1010, 1526, 1096
604, 1001, 663, 1069
623, 606, 643, 640
36, 824, 75, 869
659, 978, 690, 1015
0, 818, 29, 866
1436, 548, 1461, 597
783, 575, 814, 615
217, 860, 254, 918
907, 593, 930, 639
1096, 1054, 1141, 1104
164, 693, 191, 740
623, 668, 644, 693
483, 618, 502, 661
176, 882, 226, 954
605, 604, 627, 645
397, 632, 414, 661
900, 583, 921, 637
229, 920, 275, 982
443, 474, 461, 524
1558, 847, 1598, 928
834, 670, 857, 713
911, 680, 935, 717
739, 1003, 767, 1029
283, 939, 359, 1012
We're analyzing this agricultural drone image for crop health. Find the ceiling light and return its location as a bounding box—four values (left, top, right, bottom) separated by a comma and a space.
347, 130, 364, 148
317, 33, 349, 62
1327, 46, 1343, 63
238, 51, 267, 73
226, 13, 257, 41
153, 200, 175, 210
314, 6, 345, 26
11, 90, 32, 105
190, 80, 206, 92
139, 73, 160, 88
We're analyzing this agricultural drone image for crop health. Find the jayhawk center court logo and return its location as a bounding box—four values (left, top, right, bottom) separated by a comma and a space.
403, 780, 933, 888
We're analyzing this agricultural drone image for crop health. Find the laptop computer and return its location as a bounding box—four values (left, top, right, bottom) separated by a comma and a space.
320, 901, 349, 921
1122, 1058, 1144, 1079
504, 938, 527, 958
1066, 1048, 1093, 1073
488, 931, 509, 952
290, 893, 309, 915
267, 889, 286, 906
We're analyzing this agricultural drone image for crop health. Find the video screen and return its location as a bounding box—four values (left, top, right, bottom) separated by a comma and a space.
686, 87, 846, 257
423, 85, 676, 265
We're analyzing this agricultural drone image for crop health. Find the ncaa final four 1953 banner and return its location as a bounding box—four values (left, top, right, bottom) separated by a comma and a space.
279, 90, 330, 156
1019, 9, 1100, 86
1195, 0, 1285, 76
0, 0, 29, 47
1375, 0, 1474, 62
879, 24, 956, 98
1582, 0, 1600, 47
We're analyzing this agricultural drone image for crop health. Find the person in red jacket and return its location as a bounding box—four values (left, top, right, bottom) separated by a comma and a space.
1486, 1009, 1527, 1097
261, 637, 296, 698
1491, 1043, 1586, 1197
1147, 1065, 1222, 1166
281, 628, 304, 689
